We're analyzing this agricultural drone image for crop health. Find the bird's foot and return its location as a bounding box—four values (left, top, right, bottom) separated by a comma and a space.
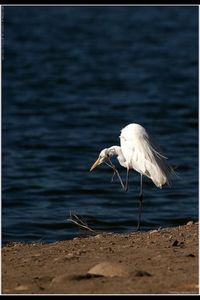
124, 184, 128, 192
136, 226, 141, 232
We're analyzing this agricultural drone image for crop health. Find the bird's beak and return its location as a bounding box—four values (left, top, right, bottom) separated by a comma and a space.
90, 157, 101, 171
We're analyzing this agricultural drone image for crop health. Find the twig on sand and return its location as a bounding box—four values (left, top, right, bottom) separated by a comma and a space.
67, 212, 97, 234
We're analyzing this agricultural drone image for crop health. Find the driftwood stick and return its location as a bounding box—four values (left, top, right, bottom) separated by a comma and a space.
67, 212, 96, 234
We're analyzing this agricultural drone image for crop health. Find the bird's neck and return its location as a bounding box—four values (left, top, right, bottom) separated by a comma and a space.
108, 146, 126, 166
108, 146, 122, 157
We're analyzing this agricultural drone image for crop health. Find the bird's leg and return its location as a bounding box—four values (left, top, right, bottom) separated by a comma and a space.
111, 171, 116, 183
137, 174, 143, 231
104, 160, 117, 181
104, 158, 126, 191
105, 158, 118, 183
124, 168, 129, 192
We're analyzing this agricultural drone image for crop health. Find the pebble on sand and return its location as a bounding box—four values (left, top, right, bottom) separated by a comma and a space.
88, 262, 129, 278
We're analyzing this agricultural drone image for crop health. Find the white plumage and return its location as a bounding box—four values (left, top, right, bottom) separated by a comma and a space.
119, 123, 171, 188
90, 123, 172, 188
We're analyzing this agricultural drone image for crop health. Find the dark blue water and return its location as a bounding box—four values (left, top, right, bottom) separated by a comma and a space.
3, 6, 198, 244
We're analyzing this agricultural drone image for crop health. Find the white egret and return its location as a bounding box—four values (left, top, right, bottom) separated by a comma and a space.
90, 123, 174, 230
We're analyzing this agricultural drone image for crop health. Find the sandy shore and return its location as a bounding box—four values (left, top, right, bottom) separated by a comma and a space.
2, 221, 199, 295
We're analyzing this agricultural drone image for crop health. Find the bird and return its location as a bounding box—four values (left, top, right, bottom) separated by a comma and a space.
90, 123, 174, 231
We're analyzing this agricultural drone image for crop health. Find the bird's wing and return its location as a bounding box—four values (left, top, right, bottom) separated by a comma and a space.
120, 133, 172, 187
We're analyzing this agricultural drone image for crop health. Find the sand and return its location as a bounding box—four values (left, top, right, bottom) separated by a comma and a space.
2, 221, 199, 295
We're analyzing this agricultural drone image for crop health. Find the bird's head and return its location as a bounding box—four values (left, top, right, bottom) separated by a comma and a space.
90, 148, 109, 171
